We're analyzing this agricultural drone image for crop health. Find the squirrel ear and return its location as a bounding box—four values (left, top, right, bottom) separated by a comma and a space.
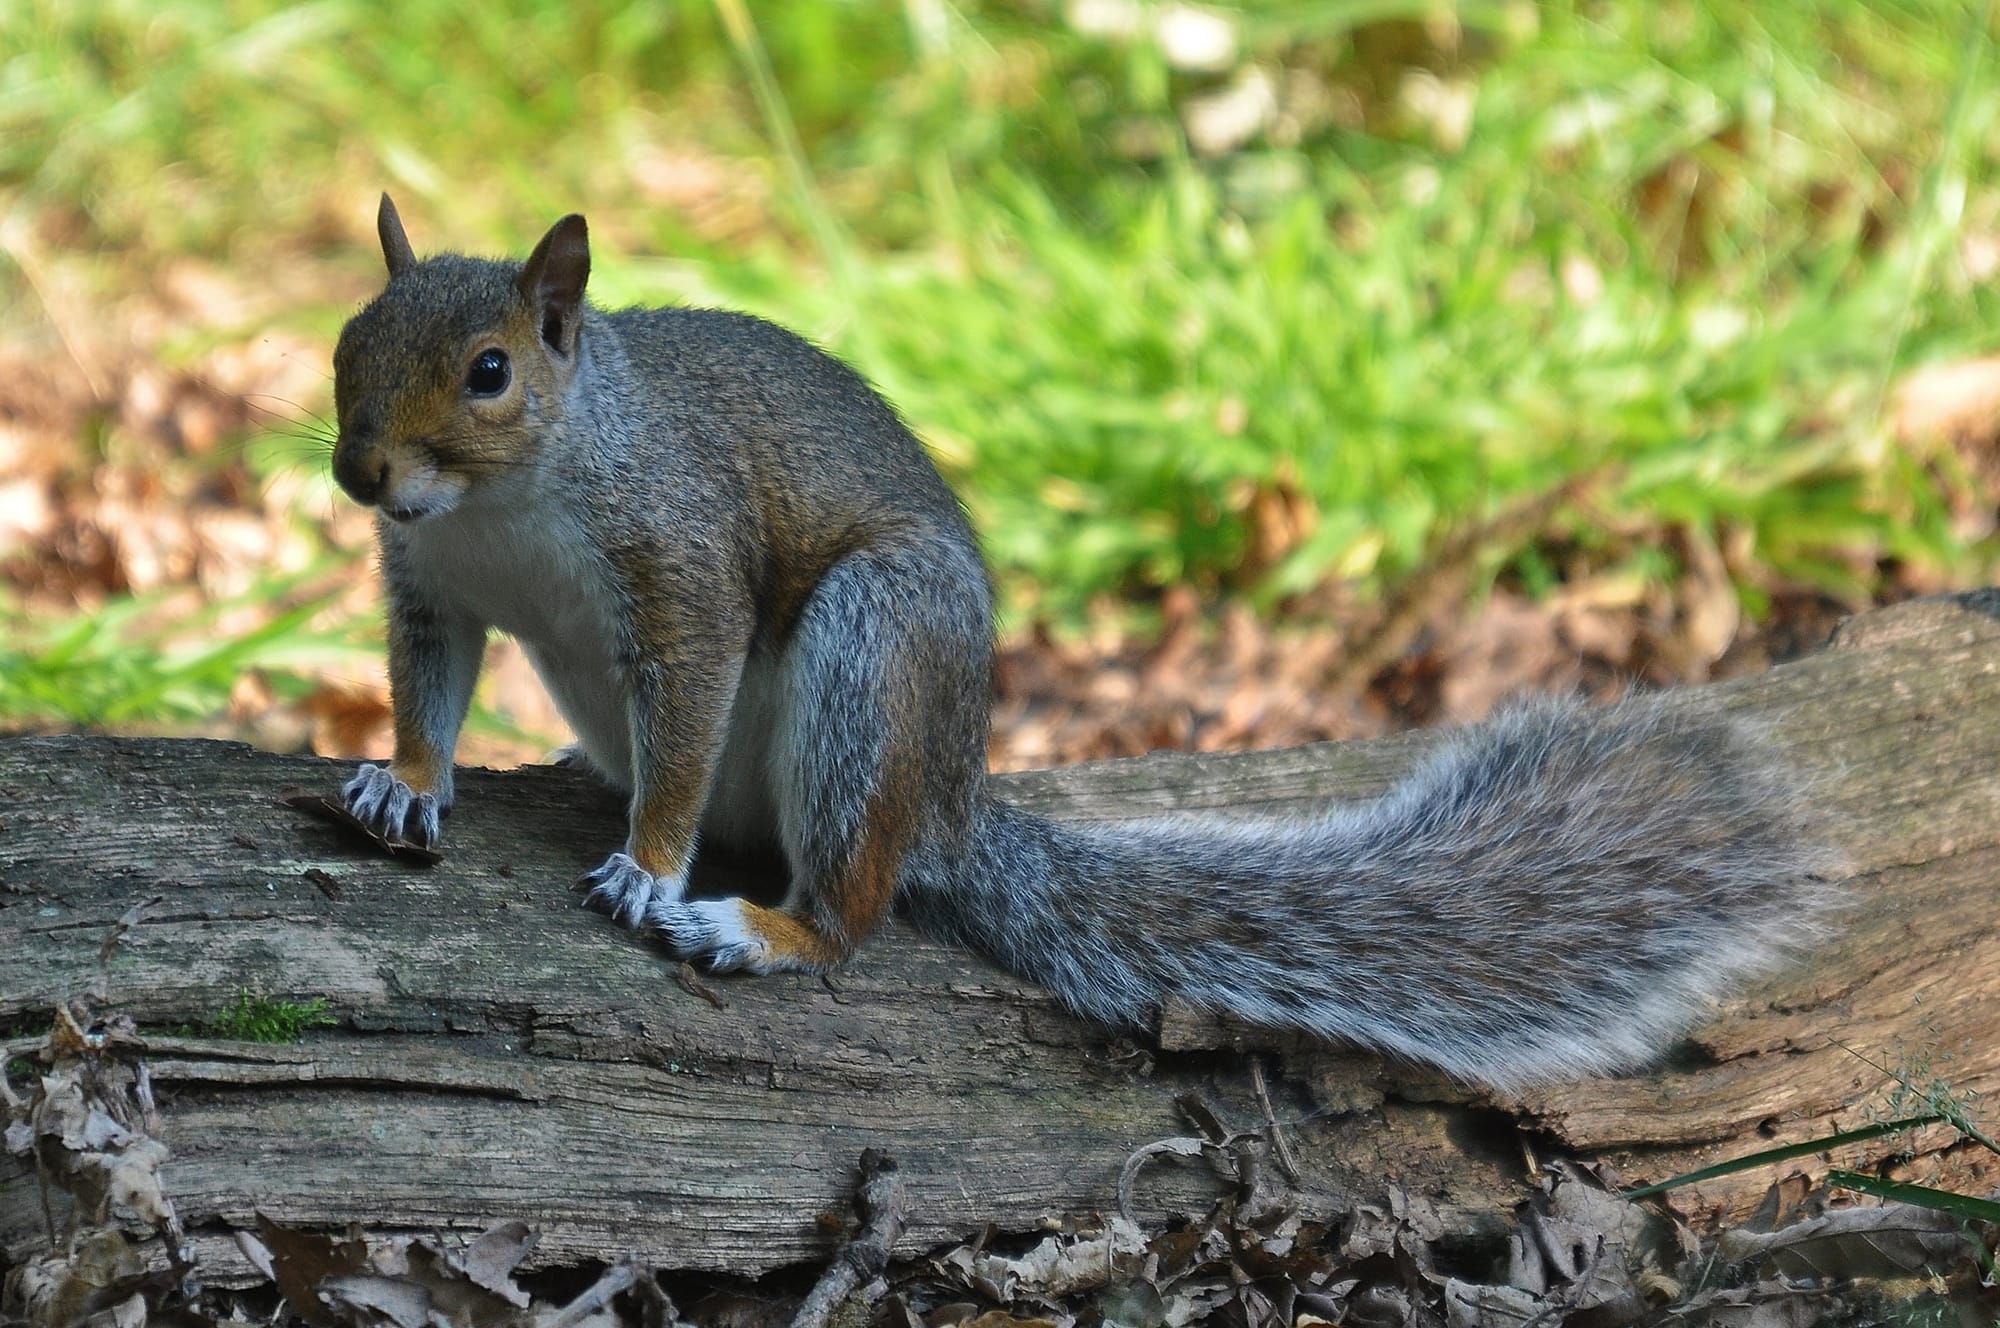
377, 194, 417, 277
517, 214, 591, 358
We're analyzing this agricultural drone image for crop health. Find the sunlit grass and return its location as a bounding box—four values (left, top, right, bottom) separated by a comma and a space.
0, 575, 372, 729
2, 0, 1998, 722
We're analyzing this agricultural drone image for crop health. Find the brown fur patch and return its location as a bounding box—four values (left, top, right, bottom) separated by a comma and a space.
617, 537, 754, 880
388, 731, 447, 796
815, 722, 922, 947
736, 902, 855, 970
630, 789, 699, 877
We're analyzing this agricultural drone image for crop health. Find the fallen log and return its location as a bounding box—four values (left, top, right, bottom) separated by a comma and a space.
2, 591, 1996, 1280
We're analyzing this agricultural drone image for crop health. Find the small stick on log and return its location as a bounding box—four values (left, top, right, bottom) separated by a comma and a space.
790, 1151, 910, 1328
1250, 1057, 1301, 1184
544, 1259, 645, 1328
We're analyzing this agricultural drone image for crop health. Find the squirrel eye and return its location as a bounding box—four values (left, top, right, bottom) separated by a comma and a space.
465, 349, 511, 396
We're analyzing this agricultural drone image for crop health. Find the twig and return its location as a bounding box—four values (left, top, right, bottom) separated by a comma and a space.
676, 962, 727, 1010
1117, 1135, 1207, 1225
94, 894, 163, 998
790, 1150, 909, 1328
1249, 1057, 1300, 1183
544, 1259, 645, 1328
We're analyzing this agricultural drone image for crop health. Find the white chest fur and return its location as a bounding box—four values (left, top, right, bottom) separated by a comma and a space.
396, 502, 634, 784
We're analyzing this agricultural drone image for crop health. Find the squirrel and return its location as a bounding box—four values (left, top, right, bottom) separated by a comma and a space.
330, 195, 1841, 1092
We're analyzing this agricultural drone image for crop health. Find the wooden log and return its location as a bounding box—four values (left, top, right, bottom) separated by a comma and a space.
2, 591, 1996, 1278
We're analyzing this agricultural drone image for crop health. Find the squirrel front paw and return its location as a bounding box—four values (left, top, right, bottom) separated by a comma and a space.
577, 852, 689, 927
644, 899, 771, 973
342, 763, 445, 847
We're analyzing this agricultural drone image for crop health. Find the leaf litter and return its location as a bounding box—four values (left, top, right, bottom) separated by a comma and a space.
4, 1004, 1996, 1326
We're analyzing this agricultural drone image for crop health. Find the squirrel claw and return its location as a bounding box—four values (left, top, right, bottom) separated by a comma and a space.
578, 852, 688, 928
342, 763, 443, 847
644, 899, 768, 973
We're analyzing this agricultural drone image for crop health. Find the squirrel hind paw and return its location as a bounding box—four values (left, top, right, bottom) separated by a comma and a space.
577, 852, 688, 927
342, 763, 444, 847
643, 898, 770, 973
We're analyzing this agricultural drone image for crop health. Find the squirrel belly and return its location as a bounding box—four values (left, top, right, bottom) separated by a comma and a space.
901, 697, 1843, 1092
331, 195, 1843, 1092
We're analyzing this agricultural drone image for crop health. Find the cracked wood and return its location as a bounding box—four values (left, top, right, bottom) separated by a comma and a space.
2, 591, 1997, 1276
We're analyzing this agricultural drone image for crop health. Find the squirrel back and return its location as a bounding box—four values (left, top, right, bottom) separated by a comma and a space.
331, 197, 1843, 1091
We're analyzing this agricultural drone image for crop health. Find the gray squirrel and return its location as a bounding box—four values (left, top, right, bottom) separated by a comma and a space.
332, 196, 1840, 1091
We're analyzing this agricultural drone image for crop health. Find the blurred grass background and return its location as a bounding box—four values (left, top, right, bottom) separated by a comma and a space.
2, 0, 1998, 744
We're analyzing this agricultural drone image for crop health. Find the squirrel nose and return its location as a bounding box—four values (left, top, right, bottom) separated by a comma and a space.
333, 438, 390, 506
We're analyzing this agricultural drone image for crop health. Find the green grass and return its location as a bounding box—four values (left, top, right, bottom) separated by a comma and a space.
3, 0, 1999, 719
0, 573, 374, 729
6, 994, 329, 1046
676, 0, 2000, 617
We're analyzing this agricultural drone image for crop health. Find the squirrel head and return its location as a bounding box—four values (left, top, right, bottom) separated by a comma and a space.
331, 194, 591, 521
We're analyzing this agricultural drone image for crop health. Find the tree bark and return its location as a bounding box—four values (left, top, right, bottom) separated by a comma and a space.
3, 591, 1996, 1279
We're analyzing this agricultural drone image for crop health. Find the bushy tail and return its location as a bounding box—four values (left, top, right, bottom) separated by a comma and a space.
899, 697, 1842, 1091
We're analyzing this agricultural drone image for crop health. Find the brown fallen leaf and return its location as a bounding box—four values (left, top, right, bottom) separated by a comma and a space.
247, 1216, 372, 1328
0, 1230, 158, 1328
281, 792, 443, 866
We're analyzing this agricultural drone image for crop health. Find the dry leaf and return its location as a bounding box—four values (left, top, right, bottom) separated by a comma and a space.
282, 791, 444, 865
0, 1231, 151, 1328
20, 1067, 174, 1225
938, 1219, 1148, 1302
1716, 1203, 1976, 1280
253, 1215, 373, 1328
458, 1221, 538, 1306
1668, 1282, 1840, 1328
318, 1275, 437, 1328
1441, 1278, 1541, 1328
957, 1314, 1059, 1328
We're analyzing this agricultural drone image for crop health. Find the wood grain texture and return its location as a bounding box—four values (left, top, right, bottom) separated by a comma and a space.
2, 591, 1996, 1276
